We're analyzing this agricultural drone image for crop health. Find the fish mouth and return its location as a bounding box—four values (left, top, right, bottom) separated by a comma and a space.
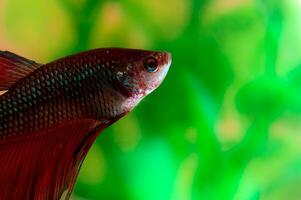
162, 51, 172, 67
157, 53, 172, 84
166, 52, 172, 62
143, 55, 171, 96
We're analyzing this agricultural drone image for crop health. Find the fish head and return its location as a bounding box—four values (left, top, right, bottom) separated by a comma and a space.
111, 49, 172, 99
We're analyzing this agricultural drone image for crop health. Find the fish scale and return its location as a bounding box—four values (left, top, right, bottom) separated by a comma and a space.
0, 56, 117, 138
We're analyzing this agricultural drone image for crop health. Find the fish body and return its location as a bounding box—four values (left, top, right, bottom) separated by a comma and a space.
0, 48, 171, 199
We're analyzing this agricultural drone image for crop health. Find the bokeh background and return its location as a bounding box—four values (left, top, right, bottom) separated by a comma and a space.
1, 0, 301, 199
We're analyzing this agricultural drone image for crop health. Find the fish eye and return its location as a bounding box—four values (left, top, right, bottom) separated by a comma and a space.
143, 56, 158, 73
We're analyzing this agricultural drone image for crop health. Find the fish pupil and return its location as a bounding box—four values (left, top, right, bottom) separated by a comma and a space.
144, 56, 158, 73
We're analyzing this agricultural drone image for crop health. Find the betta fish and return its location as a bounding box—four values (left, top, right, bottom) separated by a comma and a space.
0, 48, 171, 200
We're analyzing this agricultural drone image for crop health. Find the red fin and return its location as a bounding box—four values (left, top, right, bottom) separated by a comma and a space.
0, 119, 106, 200
0, 51, 42, 90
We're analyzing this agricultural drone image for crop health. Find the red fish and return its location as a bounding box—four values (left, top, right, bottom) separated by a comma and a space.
0, 48, 171, 200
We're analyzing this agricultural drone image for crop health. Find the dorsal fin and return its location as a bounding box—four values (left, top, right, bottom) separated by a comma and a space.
0, 51, 42, 90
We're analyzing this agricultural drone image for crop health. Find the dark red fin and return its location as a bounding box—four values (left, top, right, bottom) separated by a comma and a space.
0, 51, 42, 90
0, 119, 106, 200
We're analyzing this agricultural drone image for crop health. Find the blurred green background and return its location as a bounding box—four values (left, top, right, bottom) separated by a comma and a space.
1, 0, 301, 199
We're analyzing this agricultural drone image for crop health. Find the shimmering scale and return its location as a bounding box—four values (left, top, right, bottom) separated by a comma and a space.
0, 53, 125, 138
